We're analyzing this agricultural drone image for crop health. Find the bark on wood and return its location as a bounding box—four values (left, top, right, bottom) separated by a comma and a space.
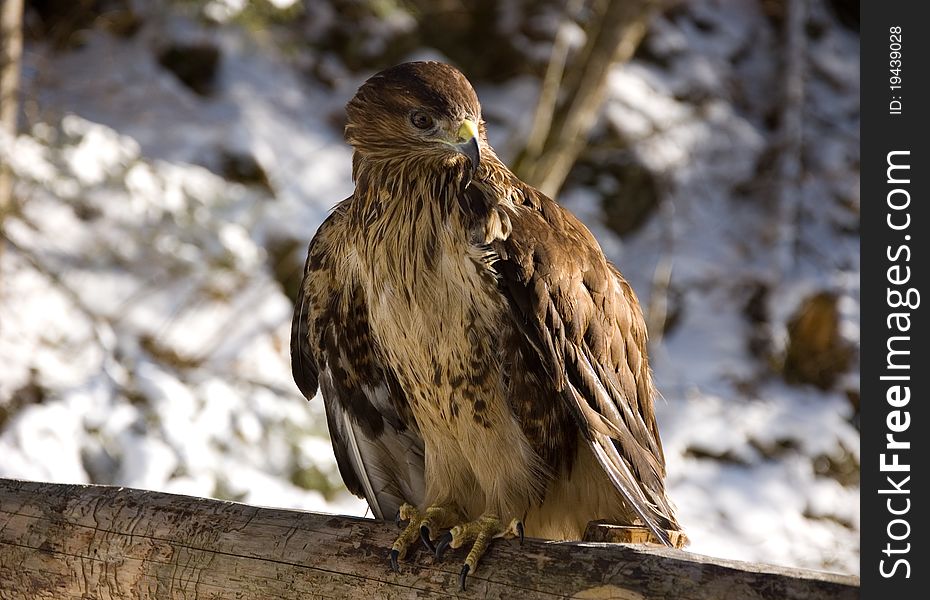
0, 478, 858, 599
582, 521, 688, 548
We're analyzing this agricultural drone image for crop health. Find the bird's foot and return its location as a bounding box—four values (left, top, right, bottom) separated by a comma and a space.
389, 503, 461, 571
434, 514, 523, 591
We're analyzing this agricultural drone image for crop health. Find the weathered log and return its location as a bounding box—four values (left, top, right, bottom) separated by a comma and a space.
0, 478, 859, 599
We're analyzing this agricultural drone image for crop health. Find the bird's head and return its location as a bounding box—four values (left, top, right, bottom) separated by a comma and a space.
345, 61, 484, 190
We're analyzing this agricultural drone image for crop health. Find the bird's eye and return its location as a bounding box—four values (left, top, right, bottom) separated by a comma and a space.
410, 111, 434, 130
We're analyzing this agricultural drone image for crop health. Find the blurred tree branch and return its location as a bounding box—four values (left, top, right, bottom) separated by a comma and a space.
521, 0, 585, 162
514, 0, 662, 198
4, 234, 129, 392
1, 0, 24, 294
773, 0, 807, 280
1, 0, 24, 235
646, 194, 675, 348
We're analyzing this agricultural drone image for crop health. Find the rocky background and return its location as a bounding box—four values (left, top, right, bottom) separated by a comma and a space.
0, 0, 859, 574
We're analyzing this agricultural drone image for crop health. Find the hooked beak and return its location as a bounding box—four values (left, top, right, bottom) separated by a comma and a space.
454, 119, 480, 188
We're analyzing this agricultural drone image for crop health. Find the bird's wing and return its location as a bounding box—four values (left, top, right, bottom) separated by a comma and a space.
489, 187, 678, 544
291, 203, 425, 520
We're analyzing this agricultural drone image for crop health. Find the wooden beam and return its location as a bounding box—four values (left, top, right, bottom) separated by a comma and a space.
0, 478, 859, 599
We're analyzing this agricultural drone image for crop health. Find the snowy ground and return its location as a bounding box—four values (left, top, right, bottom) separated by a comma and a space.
1, 0, 858, 575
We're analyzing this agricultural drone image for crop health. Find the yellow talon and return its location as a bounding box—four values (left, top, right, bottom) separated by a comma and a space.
447, 514, 524, 580
389, 503, 461, 568
390, 506, 522, 589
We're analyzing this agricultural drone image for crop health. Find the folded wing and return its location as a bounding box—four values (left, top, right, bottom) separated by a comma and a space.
291, 204, 425, 519
491, 188, 679, 544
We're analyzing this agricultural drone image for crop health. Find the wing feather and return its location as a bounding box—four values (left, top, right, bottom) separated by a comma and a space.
491, 185, 679, 543
290, 279, 317, 399
291, 203, 425, 519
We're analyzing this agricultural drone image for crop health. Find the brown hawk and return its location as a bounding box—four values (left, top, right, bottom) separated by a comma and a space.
291, 61, 681, 589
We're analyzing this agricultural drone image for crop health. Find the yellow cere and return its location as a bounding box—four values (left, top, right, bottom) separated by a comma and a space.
457, 119, 479, 142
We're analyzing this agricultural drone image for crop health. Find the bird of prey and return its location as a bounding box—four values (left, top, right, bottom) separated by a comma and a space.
291, 61, 681, 589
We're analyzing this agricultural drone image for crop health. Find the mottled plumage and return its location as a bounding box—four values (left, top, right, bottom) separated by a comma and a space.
291, 62, 680, 565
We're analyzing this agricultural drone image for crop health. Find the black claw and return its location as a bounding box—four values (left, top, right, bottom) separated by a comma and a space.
420, 525, 435, 552
434, 532, 453, 559
389, 549, 399, 572
517, 521, 525, 546
394, 509, 402, 528
459, 564, 470, 592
